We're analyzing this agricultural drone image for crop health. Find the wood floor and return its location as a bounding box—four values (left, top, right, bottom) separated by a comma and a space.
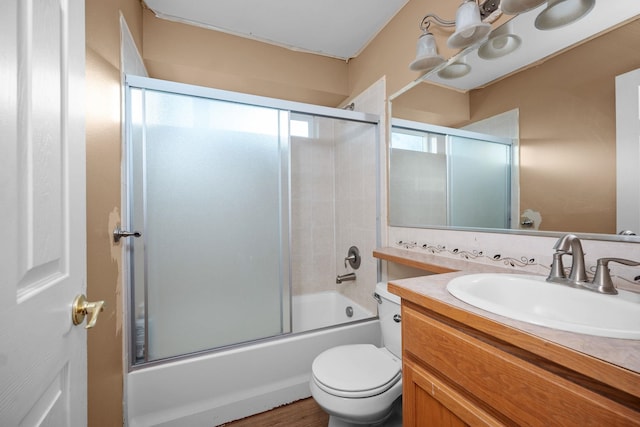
222, 397, 329, 427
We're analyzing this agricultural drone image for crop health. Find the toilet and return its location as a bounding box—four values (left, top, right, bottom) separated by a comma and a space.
310, 282, 402, 426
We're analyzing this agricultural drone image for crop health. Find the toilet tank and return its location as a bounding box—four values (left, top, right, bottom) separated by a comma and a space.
375, 282, 402, 359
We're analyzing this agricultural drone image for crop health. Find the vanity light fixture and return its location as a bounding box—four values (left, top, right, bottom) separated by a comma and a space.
437, 61, 472, 79
410, 0, 597, 74
500, 0, 595, 30
499, 0, 546, 15
409, 29, 445, 72
448, 0, 493, 49
409, 0, 491, 72
534, 0, 595, 30
478, 33, 522, 59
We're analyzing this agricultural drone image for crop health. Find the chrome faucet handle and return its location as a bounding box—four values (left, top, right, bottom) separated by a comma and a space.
344, 246, 361, 269
591, 258, 640, 295
344, 254, 356, 268
546, 251, 568, 282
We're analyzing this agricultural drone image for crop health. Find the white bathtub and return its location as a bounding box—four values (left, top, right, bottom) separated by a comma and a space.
292, 291, 373, 333
127, 292, 380, 427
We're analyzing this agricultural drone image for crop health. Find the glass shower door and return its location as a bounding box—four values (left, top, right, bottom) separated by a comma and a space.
127, 86, 290, 363
448, 135, 511, 229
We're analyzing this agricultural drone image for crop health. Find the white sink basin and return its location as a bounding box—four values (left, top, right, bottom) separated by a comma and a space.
447, 273, 640, 339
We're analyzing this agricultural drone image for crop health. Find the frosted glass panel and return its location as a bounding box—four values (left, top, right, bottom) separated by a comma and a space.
389, 149, 447, 226
133, 89, 287, 361
449, 136, 511, 228
390, 119, 515, 230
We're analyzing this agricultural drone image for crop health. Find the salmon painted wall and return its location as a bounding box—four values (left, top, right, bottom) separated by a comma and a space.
83, 1, 636, 423
85, 0, 143, 425
141, 8, 350, 107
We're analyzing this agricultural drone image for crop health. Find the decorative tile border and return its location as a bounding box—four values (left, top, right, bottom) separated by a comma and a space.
395, 239, 542, 270
393, 239, 640, 289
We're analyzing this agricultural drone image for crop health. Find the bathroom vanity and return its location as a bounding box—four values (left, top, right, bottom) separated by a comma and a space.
382, 255, 640, 425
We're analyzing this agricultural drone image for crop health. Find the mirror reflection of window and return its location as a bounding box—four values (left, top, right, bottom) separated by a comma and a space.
390, 146, 447, 226
391, 129, 445, 154
290, 116, 311, 138
390, 120, 512, 229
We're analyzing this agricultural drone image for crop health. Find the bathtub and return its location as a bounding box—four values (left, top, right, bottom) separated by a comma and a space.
126, 292, 380, 427
292, 291, 373, 333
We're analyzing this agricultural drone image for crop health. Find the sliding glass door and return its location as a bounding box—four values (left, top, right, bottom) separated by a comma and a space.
127, 82, 290, 363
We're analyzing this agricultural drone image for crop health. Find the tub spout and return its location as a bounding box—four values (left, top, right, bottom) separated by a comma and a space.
336, 272, 356, 284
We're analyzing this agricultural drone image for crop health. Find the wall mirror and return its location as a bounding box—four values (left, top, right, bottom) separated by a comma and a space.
390, 118, 515, 230
390, 1, 640, 241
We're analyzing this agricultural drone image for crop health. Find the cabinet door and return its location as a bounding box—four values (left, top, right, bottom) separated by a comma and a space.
404, 359, 506, 427
403, 305, 640, 426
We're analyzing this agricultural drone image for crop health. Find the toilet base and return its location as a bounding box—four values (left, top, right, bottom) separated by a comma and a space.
327, 397, 402, 427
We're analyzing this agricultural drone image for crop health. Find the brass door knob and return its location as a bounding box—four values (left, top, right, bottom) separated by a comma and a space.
72, 294, 105, 329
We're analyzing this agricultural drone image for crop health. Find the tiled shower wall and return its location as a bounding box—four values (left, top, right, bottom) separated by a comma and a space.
335, 78, 386, 315
290, 121, 337, 296
290, 78, 385, 315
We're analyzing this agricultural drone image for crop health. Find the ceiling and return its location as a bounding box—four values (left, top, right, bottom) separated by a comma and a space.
143, 0, 409, 60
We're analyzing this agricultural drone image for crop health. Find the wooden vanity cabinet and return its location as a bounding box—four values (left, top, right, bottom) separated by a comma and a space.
401, 301, 640, 427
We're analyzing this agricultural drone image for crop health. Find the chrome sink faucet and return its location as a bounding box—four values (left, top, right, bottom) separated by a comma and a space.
547, 234, 640, 294
547, 234, 588, 285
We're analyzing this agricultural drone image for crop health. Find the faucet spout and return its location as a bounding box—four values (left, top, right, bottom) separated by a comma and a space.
550, 234, 588, 285
336, 272, 356, 284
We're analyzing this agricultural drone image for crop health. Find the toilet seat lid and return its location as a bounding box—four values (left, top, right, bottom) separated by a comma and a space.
312, 344, 401, 398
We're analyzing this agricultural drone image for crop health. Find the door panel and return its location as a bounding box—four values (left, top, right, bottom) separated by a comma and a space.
0, 0, 87, 425
16, 0, 64, 300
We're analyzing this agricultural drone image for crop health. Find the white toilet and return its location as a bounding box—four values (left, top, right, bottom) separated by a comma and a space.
310, 282, 402, 426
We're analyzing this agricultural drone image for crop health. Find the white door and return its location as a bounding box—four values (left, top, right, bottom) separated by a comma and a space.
0, 0, 89, 425
616, 68, 640, 235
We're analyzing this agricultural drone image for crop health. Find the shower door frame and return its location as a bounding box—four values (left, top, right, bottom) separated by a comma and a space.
123, 75, 380, 369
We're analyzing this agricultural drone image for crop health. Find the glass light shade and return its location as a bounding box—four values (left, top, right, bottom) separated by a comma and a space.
535, 0, 595, 30
447, 0, 492, 49
500, 0, 546, 15
437, 62, 471, 79
409, 32, 445, 71
478, 34, 522, 59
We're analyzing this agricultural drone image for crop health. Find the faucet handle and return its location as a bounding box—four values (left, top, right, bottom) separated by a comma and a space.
344, 246, 361, 269
546, 251, 568, 282
591, 258, 640, 295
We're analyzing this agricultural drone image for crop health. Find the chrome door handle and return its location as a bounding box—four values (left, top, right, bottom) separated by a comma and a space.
113, 226, 141, 243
